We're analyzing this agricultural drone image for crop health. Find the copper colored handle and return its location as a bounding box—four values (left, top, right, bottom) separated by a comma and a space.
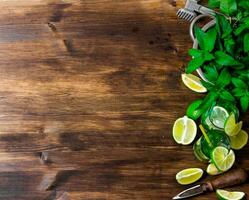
201, 168, 248, 192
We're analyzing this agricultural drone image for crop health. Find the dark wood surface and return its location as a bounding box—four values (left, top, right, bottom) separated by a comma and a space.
0, 0, 248, 199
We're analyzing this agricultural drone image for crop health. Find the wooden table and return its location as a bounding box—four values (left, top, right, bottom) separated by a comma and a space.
0, 0, 248, 199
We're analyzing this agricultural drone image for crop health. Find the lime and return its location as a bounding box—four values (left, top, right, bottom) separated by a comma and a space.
207, 163, 222, 175
224, 113, 243, 136
172, 116, 197, 145
186, 99, 203, 120
230, 130, 248, 150
181, 74, 207, 93
216, 189, 245, 200
176, 168, 203, 185
211, 146, 235, 172
209, 106, 229, 129
193, 137, 209, 162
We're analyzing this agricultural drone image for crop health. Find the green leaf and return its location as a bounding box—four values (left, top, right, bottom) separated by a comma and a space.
188, 49, 203, 58
203, 65, 219, 82
220, 0, 237, 15
232, 88, 246, 97
186, 57, 205, 74
235, 21, 249, 36
208, 0, 220, 8
214, 51, 244, 67
216, 15, 232, 38
224, 37, 235, 55
239, 0, 249, 10
231, 77, 247, 88
220, 90, 236, 102
194, 26, 206, 50
217, 68, 231, 87
205, 27, 217, 52
240, 95, 249, 112
194, 26, 217, 52
244, 33, 249, 52
201, 80, 214, 91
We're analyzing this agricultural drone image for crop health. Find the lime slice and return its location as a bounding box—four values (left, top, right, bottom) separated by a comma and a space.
176, 168, 203, 185
224, 113, 243, 136
230, 130, 248, 150
210, 106, 229, 129
216, 189, 245, 200
172, 116, 197, 145
181, 74, 207, 93
207, 163, 222, 175
193, 137, 209, 162
211, 146, 235, 172
186, 99, 204, 120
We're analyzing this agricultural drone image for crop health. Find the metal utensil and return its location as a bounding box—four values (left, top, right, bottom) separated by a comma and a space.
177, 0, 216, 22
173, 168, 248, 199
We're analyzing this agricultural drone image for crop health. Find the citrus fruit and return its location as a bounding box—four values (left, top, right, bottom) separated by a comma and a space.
181, 74, 207, 93
176, 168, 203, 185
216, 189, 245, 200
211, 146, 235, 172
207, 163, 222, 175
230, 130, 248, 150
224, 113, 243, 136
209, 106, 229, 129
172, 116, 197, 145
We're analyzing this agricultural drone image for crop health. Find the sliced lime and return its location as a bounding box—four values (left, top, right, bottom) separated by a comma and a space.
210, 106, 229, 129
211, 146, 235, 172
193, 137, 209, 162
181, 74, 207, 93
230, 130, 248, 150
216, 189, 245, 200
224, 113, 243, 136
176, 168, 203, 185
172, 116, 197, 145
207, 163, 222, 176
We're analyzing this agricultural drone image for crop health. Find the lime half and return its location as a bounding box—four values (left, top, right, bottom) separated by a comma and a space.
230, 130, 248, 150
181, 74, 207, 93
211, 146, 235, 172
224, 113, 243, 136
176, 168, 203, 185
173, 116, 197, 145
216, 189, 245, 200
207, 163, 222, 176
210, 106, 229, 129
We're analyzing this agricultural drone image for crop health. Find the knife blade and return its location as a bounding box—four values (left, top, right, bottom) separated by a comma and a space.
172, 168, 248, 200
173, 185, 203, 199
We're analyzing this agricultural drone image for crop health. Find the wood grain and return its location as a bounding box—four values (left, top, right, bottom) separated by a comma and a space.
0, 0, 247, 199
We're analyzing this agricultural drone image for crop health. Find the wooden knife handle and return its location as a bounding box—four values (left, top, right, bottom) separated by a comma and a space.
201, 168, 248, 192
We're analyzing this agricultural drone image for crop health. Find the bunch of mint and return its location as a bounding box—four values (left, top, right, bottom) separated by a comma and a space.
186, 0, 249, 118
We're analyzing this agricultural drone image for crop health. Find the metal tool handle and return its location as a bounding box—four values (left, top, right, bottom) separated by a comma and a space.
201, 168, 248, 192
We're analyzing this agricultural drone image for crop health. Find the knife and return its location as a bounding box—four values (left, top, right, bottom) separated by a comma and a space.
173, 168, 248, 199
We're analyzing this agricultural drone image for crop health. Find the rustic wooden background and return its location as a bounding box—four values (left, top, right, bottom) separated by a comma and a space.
0, 0, 248, 199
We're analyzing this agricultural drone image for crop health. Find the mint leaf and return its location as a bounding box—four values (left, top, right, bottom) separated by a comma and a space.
186, 57, 205, 74
240, 95, 249, 112
205, 27, 217, 52
231, 77, 247, 88
220, 90, 235, 102
188, 49, 203, 58
209, 0, 220, 8
217, 68, 231, 87
194, 26, 206, 50
203, 65, 219, 82
224, 37, 235, 55
214, 51, 244, 67
220, 0, 237, 15
232, 88, 246, 97
244, 33, 249, 52
216, 15, 232, 38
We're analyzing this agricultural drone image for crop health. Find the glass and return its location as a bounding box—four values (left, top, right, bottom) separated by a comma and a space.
194, 129, 231, 160
201, 100, 239, 131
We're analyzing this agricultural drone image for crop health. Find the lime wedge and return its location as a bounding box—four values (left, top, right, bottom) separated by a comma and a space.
210, 106, 229, 129
207, 163, 222, 176
172, 116, 197, 145
176, 168, 203, 185
193, 137, 209, 162
211, 146, 235, 172
230, 130, 248, 150
186, 99, 203, 120
224, 113, 243, 136
181, 74, 207, 93
216, 189, 245, 200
